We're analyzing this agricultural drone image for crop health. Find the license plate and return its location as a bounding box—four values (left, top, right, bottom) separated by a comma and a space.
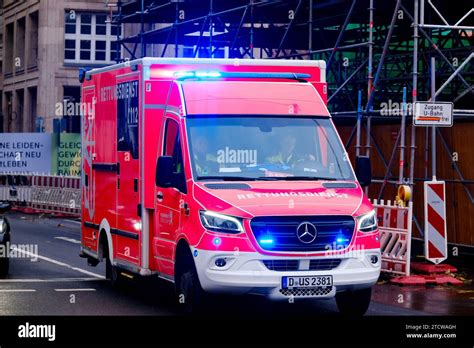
281, 275, 333, 289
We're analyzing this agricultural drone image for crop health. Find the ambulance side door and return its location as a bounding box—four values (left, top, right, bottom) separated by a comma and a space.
115, 78, 141, 266
154, 115, 185, 276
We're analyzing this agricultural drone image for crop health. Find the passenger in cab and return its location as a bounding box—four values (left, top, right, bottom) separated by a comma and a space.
266, 133, 316, 167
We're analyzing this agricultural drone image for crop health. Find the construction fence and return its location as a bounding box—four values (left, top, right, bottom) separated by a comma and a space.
0, 173, 81, 217
0, 173, 414, 274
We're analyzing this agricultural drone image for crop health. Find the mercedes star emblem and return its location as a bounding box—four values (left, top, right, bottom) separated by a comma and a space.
296, 222, 317, 244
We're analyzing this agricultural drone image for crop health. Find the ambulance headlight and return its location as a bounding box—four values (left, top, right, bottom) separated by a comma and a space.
199, 211, 243, 234
356, 210, 377, 233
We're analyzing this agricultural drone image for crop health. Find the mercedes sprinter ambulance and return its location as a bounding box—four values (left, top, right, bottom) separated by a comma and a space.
80, 58, 380, 315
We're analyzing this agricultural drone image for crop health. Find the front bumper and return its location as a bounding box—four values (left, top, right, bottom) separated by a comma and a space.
192, 248, 381, 300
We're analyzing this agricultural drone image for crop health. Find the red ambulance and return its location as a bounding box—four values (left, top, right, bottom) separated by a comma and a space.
80, 58, 380, 315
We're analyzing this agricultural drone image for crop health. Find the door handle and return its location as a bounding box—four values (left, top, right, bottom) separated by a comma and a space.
181, 202, 190, 216
157, 191, 164, 201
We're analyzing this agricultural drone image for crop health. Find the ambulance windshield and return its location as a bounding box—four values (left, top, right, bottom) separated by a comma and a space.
186, 116, 355, 181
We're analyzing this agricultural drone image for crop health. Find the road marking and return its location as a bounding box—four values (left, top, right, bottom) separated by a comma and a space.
64, 219, 81, 224
54, 288, 96, 292
54, 236, 81, 244
10, 247, 105, 279
0, 289, 36, 293
0, 277, 104, 283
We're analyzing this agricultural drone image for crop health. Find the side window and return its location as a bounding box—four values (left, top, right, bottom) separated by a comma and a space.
163, 119, 184, 174
117, 80, 139, 158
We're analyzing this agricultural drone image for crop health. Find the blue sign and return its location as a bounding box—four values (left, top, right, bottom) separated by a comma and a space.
0, 133, 53, 173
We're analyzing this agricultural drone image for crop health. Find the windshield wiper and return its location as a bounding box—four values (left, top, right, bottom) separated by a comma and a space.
261, 176, 338, 181
197, 175, 339, 182
196, 175, 257, 181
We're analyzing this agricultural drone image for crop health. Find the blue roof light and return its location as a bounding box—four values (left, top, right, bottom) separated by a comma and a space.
174, 71, 195, 78
195, 71, 222, 78
175, 70, 222, 79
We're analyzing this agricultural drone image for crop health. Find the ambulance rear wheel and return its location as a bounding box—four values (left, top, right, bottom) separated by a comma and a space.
175, 254, 207, 313
335, 287, 372, 316
105, 255, 124, 288
0, 257, 9, 278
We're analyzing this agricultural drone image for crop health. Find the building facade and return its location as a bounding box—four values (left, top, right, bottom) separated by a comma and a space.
1, 0, 120, 133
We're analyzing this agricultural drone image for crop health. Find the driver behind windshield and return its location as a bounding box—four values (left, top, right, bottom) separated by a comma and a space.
192, 135, 217, 175
266, 133, 316, 167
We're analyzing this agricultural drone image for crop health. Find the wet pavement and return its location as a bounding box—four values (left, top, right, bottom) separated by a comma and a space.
373, 258, 474, 315
2, 212, 473, 316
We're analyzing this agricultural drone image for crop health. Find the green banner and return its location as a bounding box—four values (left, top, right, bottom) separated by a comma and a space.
58, 133, 81, 176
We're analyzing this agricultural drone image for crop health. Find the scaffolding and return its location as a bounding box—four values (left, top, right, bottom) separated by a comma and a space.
109, 0, 474, 235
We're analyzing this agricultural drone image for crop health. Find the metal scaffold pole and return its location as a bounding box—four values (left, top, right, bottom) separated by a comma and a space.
367, 0, 374, 98
209, 0, 214, 58
140, 0, 145, 58
399, 86, 407, 184
250, 0, 254, 59
431, 57, 437, 180
356, 89, 362, 157
409, 0, 419, 187
364, 0, 374, 194
308, 0, 313, 55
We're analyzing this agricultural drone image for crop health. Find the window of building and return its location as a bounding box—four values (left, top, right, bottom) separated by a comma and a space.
28, 11, 39, 70
64, 12, 122, 64
16, 17, 26, 74
57, 86, 81, 133
182, 45, 227, 59
5, 23, 14, 76
117, 81, 139, 159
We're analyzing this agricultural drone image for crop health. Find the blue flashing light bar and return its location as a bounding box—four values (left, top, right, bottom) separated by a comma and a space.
195, 71, 222, 78
174, 71, 197, 78
174, 71, 312, 81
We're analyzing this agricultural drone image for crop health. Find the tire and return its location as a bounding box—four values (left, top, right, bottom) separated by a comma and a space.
335, 287, 372, 316
0, 257, 9, 278
105, 252, 124, 288
175, 253, 207, 314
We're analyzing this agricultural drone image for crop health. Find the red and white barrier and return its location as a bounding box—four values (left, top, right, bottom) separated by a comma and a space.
31, 175, 81, 216
423, 181, 448, 264
371, 199, 413, 276
0, 173, 81, 217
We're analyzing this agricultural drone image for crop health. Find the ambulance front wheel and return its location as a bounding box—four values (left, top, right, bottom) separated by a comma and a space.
175, 250, 208, 313
335, 287, 372, 316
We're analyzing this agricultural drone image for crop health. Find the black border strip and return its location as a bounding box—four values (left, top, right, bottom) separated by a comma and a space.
83, 221, 99, 230
92, 163, 118, 172
111, 228, 139, 240
83, 222, 138, 240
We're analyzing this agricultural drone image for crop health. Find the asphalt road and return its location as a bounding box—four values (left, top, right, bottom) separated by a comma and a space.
0, 212, 429, 316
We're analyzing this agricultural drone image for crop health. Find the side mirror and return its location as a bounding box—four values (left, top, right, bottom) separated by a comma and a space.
355, 156, 372, 187
0, 202, 11, 214
155, 156, 173, 188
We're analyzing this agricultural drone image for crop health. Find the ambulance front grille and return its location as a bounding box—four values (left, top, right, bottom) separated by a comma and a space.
250, 215, 355, 252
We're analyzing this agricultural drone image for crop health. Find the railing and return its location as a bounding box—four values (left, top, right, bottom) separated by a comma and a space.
0, 172, 81, 217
